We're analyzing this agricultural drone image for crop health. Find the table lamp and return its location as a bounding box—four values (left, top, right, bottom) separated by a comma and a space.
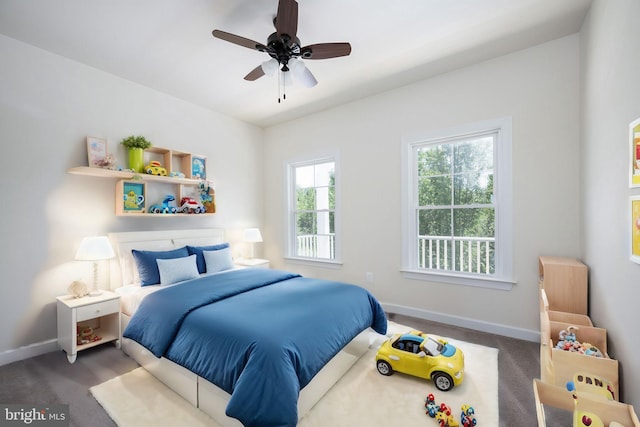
243, 228, 263, 259
75, 236, 115, 296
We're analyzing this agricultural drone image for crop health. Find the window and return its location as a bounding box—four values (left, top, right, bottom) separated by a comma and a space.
402, 118, 513, 289
286, 156, 340, 263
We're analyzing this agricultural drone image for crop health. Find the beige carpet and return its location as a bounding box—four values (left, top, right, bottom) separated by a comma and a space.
90, 322, 498, 426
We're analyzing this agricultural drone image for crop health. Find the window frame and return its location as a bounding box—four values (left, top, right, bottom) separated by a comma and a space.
401, 117, 514, 290
285, 153, 342, 267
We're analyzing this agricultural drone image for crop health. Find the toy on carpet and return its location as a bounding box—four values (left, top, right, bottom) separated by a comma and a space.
556, 326, 603, 357
425, 393, 440, 417
425, 393, 477, 426
376, 329, 465, 391
460, 404, 477, 427
434, 403, 459, 427
76, 325, 101, 345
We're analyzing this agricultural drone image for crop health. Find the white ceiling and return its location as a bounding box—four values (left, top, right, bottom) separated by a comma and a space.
0, 0, 591, 128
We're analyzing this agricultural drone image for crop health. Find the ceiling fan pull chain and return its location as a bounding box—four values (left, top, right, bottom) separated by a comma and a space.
283, 70, 287, 101
278, 69, 282, 103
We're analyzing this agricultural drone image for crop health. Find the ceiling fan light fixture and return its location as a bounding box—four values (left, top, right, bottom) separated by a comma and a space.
261, 59, 279, 76
289, 58, 317, 88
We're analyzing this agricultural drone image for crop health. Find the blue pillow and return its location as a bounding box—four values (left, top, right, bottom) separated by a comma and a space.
203, 247, 234, 273
156, 255, 200, 285
187, 243, 230, 273
132, 246, 189, 286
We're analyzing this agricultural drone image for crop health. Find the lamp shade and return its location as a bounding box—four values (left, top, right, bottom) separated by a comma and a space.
75, 236, 115, 261
243, 228, 263, 243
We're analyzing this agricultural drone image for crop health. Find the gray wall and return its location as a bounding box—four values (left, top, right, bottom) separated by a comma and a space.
580, 0, 640, 409
263, 35, 582, 340
0, 35, 264, 361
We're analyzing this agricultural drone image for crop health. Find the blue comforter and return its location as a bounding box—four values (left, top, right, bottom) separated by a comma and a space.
123, 268, 387, 427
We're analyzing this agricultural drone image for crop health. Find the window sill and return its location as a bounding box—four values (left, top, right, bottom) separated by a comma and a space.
401, 269, 515, 291
284, 257, 343, 269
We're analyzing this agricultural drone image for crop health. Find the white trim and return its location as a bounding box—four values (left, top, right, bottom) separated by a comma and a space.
401, 117, 513, 287
401, 269, 514, 290
284, 256, 343, 269
285, 151, 341, 263
0, 339, 59, 367
384, 303, 539, 342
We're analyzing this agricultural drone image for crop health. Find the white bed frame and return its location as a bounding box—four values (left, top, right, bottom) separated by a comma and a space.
108, 228, 378, 426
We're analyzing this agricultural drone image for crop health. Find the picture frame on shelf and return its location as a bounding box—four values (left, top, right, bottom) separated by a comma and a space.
192, 155, 206, 179
631, 195, 640, 264
629, 117, 640, 188
120, 180, 146, 213
87, 137, 107, 168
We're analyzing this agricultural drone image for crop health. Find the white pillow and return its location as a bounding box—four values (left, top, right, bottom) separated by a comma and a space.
203, 247, 234, 273
156, 254, 200, 285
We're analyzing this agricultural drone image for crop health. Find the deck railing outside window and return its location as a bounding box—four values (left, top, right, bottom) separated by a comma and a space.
418, 235, 495, 275
296, 234, 335, 259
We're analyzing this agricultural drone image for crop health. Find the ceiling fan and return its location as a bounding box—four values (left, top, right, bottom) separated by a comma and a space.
212, 0, 351, 99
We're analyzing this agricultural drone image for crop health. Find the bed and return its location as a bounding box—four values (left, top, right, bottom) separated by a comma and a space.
108, 228, 387, 427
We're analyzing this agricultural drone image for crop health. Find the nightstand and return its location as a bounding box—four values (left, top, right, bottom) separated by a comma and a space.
56, 291, 121, 363
235, 258, 270, 269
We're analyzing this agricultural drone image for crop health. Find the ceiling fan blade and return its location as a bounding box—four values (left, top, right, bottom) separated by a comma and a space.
244, 65, 266, 81
275, 0, 298, 42
300, 43, 352, 60
212, 30, 266, 51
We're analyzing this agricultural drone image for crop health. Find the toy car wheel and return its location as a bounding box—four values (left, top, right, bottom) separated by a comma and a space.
376, 360, 393, 376
432, 372, 454, 391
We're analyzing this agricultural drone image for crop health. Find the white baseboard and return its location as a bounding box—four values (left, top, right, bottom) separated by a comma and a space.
0, 339, 59, 367
383, 302, 540, 342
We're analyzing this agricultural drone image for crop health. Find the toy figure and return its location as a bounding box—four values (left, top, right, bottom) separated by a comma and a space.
435, 403, 459, 427
461, 404, 477, 426
425, 393, 439, 417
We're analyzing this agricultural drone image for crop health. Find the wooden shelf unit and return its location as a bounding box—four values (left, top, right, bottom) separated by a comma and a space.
69, 145, 214, 217
538, 256, 588, 315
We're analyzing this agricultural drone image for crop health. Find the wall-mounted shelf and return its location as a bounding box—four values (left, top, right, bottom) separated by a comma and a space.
68, 166, 215, 217
68, 166, 203, 186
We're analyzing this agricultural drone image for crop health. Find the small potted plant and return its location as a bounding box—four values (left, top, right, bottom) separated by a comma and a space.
120, 135, 152, 173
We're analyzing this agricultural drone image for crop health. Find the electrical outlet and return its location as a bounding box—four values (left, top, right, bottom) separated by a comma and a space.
365, 272, 374, 283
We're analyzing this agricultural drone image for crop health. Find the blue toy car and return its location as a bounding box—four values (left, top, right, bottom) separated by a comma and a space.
149, 195, 177, 214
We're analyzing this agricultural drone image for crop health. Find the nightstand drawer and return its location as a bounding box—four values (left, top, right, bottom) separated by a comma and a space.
76, 299, 119, 322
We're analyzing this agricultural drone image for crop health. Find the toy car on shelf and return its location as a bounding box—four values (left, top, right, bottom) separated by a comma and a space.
145, 160, 167, 176
149, 195, 177, 214
375, 330, 464, 391
180, 197, 206, 214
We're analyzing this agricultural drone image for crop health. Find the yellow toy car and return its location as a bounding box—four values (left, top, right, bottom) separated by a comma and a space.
375, 330, 464, 391
145, 160, 167, 176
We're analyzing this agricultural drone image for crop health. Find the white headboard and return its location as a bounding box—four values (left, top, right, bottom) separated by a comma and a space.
108, 228, 226, 289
